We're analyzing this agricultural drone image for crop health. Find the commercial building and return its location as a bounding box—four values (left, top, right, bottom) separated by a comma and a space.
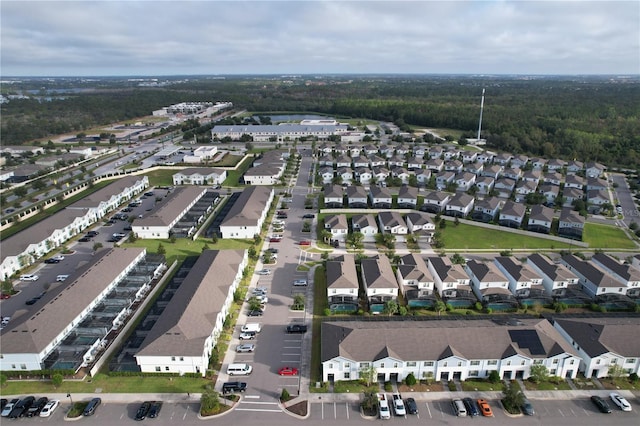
212, 123, 350, 142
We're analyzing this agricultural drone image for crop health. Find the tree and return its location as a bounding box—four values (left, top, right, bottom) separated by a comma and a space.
200, 390, 220, 414
502, 381, 524, 411
450, 253, 466, 264
346, 232, 364, 250
608, 363, 626, 379
14, 186, 27, 198
92, 242, 103, 252
383, 300, 398, 316
320, 230, 332, 243
528, 364, 549, 384
157, 243, 166, 255
359, 364, 377, 386
434, 300, 446, 316
51, 373, 63, 388
488, 370, 501, 384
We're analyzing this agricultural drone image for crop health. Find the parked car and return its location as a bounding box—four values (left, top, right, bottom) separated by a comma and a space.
83, 398, 101, 416
269, 237, 282, 243
56, 274, 69, 282
39, 400, 59, 417
8, 396, 35, 419
86, 231, 99, 237
292, 279, 308, 286
299, 240, 311, 246
26, 397, 48, 417
591, 395, 611, 413
19, 274, 39, 281
1, 398, 19, 417
463, 397, 480, 416
286, 324, 307, 333
222, 382, 247, 394
302, 214, 315, 219
266, 248, 279, 254
521, 398, 535, 415
44, 258, 61, 264
256, 269, 271, 275
477, 399, 493, 417
278, 366, 299, 376
0, 293, 11, 299
236, 344, 256, 353
248, 309, 264, 317
148, 401, 162, 418
405, 397, 418, 415
392, 393, 406, 416
79, 237, 92, 242
239, 332, 256, 340
610, 393, 632, 412
134, 401, 151, 421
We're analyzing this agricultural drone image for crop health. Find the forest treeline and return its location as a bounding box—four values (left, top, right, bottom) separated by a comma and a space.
1, 76, 639, 167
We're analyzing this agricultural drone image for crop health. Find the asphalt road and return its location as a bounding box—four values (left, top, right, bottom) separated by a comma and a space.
611, 173, 640, 227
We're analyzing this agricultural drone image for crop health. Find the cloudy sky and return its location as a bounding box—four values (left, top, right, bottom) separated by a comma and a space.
1, 1, 638, 76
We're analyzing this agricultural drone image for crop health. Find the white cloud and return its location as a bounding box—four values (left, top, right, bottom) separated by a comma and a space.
1, 0, 638, 75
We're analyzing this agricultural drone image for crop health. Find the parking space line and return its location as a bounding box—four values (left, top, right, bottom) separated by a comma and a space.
345, 402, 350, 420
321, 401, 325, 419
569, 408, 577, 416
333, 402, 337, 419
426, 402, 432, 418
558, 408, 565, 417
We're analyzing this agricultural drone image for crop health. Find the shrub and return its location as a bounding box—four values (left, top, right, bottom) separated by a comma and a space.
405, 373, 417, 386
629, 373, 639, 383
488, 370, 500, 384
280, 388, 291, 402
384, 381, 392, 391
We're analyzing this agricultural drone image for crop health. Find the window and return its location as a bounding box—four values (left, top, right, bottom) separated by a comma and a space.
20, 364, 27, 370
570, 360, 575, 365
533, 359, 543, 365
611, 359, 617, 365
171, 356, 175, 361
406, 361, 417, 367
394, 363, 398, 368
470, 361, 480, 366
626, 358, 636, 364
458, 362, 463, 367
328, 363, 333, 369
521, 361, 526, 366
359, 362, 369, 368
443, 362, 448, 367
180, 357, 184, 361
425, 361, 434, 367
553, 359, 559, 364
344, 363, 350, 368
488, 360, 498, 365
344, 372, 350, 379
155, 367, 161, 372
380, 363, 385, 368
469, 370, 479, 377
506, 361, 511, 366
550, 369, 556, 375
165, 366, 170, 371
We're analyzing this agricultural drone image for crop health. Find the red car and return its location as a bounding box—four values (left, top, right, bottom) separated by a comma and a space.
0, 293, 10, 299
278, 367, 299, 376
269, 237, 282, 243
477, 399, 494, 417
299, 240, 311, 246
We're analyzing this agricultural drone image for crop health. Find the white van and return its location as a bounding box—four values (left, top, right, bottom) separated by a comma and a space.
56, 275, 69, 282
452, 399, 467, 417
226, 363, 252, 376
241, 323, 262, 333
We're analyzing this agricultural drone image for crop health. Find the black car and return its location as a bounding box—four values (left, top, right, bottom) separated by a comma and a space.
148, 401, 162, 418
25, 397, 48, 417
248, 309, 264, 317
302, 214, 315, 219
44, 258, 61, 264
25, 298, 38, 305
463, 397, 480, 416
266, 248, 279, 254
0, 399, 7, 410
222, 382, 247, 394
286, 324, 308, 333
8, 396, 35, 418
134, 401, 151, 421
405, 397, 418, 415
86, 231, 99, 237
79, 237, 92, 242
83, 397, 101, 416
122, 207, 133, 213
591, 395, 612, 413
124, 225, 133, 231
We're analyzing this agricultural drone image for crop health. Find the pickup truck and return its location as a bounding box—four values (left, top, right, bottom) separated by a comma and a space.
378, 393, 391, 420
286, 324, 308, 333
392, 393, 406, 416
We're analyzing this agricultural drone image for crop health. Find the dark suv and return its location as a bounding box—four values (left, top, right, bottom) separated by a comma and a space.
8, 396, 35, 418
591, 395, 611, 413
134, 401, 151, 421
83, 398, 101, 416
222, 382, 247, 394
286, 324, 308, 333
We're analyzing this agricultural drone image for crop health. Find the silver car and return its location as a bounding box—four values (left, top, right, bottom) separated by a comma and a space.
236, 343, 255, 353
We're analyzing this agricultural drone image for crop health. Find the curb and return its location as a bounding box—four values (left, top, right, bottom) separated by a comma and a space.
280, 398, 310, 419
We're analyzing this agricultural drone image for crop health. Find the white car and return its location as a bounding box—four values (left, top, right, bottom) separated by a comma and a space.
39, 400, 60, 417
256, 269, 271, 275
610, 393, 632, 412
292, 279, 308, 287
51, 255, 65, 262
19, 274, 39, 281
392, 394, 406, 416
236, 343, 256, 353
251, 294, 268, 304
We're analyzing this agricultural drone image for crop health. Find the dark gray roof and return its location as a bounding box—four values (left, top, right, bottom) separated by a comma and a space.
323, 184, 344, 198
467, 260, 508, 283
398, 254, 433, 283
346, 185, 368, 198
134, 187, 206, 227
405, 212, 432, 227
175, 167, 225, 176
529, 205, 555, 222
427, 256, 468, 282
1, 248, 145, 354
527, 254, 577, 282
559, 209, 585, 225
322, 318, 577, 363
495, 257, 541, 282
500, 200, 526, 217
591, 253, 640, 282
1, 209, 88, 261
561, 255, 621, 288
351, 214, 377, 230
70, 176, 146, 208
136, 250, 245, 357
554, 317, 640, 358
378, 211, 405, 228
326, 254, 359, 290
475, 197, 501, 210
324, 214, 348, 230
448, 192, 474, 207
220, 186, 272, 227
369, 186, 392, 199
361, 255, 397, 290
423, 190, 450, 202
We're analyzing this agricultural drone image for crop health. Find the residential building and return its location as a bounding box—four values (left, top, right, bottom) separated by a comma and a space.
560, 255, 627, 298
405, 212, 435, 240
454, 172, 476, 191
558, 209, 584, 240
351, 214, 378, 242
527, 205, 555, 234
591, 253, 640, 298
172, 168, 227, 185
219, 186, 274, 239
585, 162, 606, 178
562, 187, 584, 208
475, 176, 495, 195
445, 193, 474, 218
323, 184, 344, 208
369, 186, 393, 209
346, 185, 368, 208
553, 317, 640, 378
211, 123, 349, 142
426, 256, 473, 302
361, 255, 398, 309
396, 254, 436, 306
421, 191, 450, 213
527, 253, 578, 297
135, 250, 247, 376
377, 211, 408, 235
321, 319, 580, 383
133, 187, 207, 239
472, 197, 501, 223
494, 177, 516, 198
397, 186, 418, 208
183, 146, 218, 163
465, 260, 514, 305
326, 254, 359, 311
494, 256, 544, 298
499, 201, 526, 228
324, 214, 349, 242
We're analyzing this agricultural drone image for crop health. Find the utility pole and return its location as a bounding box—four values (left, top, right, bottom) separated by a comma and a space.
477, 88, 485, 142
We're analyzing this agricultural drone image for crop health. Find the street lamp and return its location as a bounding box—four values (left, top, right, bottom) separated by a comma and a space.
67, 393, 73, 406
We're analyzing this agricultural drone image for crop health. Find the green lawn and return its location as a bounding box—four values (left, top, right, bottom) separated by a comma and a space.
121, 238, 253, 264
223, 156, 254, 187
142, 169, 176, 187
1, 373, 210, 395
583, 222, 637, 249
441, 222, 573, 250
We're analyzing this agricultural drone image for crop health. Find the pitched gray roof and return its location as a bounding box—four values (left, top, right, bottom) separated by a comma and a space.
1, 248, 145, 354
500, 200, 526, 217
398, 254, 433, 283
467, 260, 508, 282
324, 214, 348, 230
559, 209, 585, 225
378, 211, 405, 229
591, 253, 640, 282
346, 185, 368, 198
134, 187, 206, 227
69, 176, 146, 208
326, 254, 359, 290
495, 257, 541, 282
136, 250, 245, 357
529, 205, 555, 222
527, 254, 577, 282
427, 256, 468, 282
369, 186, 392, 199
175, 167, 225, 176
361, 255, 397, 290
561, 255, 621, 288
220, 186, 272, 227
323, 184, 344, 198
554, 317, 640, 358
322, 318, 577, 363
351, 214, 377, 230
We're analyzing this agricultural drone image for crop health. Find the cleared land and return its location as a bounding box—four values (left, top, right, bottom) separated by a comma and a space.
583, 222, 637, 249
441, 222, 573, 250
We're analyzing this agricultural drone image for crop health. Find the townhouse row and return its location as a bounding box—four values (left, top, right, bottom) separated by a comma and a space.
325, 253, 640, 314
